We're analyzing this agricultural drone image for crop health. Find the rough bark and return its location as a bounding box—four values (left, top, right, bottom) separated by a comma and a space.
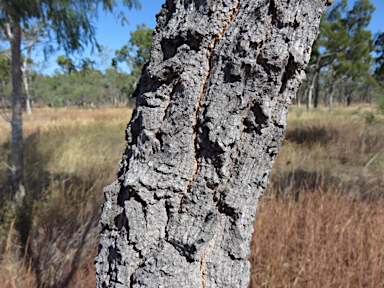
9, 19, 26, 211
95, 0, 333, 287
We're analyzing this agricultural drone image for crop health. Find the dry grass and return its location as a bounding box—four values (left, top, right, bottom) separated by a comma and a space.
0, 104, 383, 287
250, 190, 384, 288
248, 104, 384, 288
0, 107, 131, 288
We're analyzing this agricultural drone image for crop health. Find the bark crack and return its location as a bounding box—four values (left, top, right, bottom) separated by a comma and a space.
199, 216, 225, 288
211, 0, 277, 204
177, 0, 242, 213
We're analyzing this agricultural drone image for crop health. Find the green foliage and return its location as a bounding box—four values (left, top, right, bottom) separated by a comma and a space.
362, 111, 376, 125
0, 0, 141, 54
304, 0, 378, 107
376, 93, 384, 114
56, 55, 76, 74
113, 23, 153, 78
0, 52, 10, 79
324, 0, 374, 79
374, 32, 384, 87
28, 68, 136, 106
0, 52, 11, 101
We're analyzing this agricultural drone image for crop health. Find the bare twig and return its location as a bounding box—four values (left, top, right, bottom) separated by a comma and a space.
363, 147, 384, 171
0, 107, 12, 123
0, 157, 13, 172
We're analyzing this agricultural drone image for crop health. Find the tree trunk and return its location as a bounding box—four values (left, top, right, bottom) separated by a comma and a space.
314, 72, 320, 108
306, 72, 317, 110
297, 92, 301, 107
21, 49, 32, 114
369, 88, 373, 106
95, 0, 333, 287
10, 19, 25, 211
329, 81, 336, 114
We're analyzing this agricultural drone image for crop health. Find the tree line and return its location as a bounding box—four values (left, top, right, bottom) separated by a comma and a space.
1, 1, 383, 111
0, 23, 153, 109
0, 0, 384, 214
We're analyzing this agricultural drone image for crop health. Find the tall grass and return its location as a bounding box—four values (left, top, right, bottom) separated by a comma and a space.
250, 190, 384, 287
0, 108, 131, 287
0, 105, 383, 287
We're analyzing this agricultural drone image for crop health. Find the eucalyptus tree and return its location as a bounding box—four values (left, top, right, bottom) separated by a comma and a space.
0, 0, 140, 210
306, 0, 375, 110
327, 0, 374, 111
95, 0, 334, 287
304, 0, 348, 109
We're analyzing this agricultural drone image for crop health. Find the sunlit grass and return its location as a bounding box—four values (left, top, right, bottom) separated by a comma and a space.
0, 104, 384, 287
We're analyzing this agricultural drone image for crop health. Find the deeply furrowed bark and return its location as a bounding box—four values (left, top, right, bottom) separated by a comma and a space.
95, 0, 333, 287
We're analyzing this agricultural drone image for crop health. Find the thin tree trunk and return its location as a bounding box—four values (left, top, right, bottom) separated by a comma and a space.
9, 19, 25, 211
314, 72, 320, 108
307, 72, 316, 110
369, 87, 373, 106
329, 79, 339, 114
21, 50, 32, 114
297, 92, 301, 107
347, 94, 351, 106
95, 1, 333, 287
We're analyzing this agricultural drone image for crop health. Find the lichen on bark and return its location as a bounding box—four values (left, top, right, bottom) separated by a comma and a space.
95, 1, 334, 287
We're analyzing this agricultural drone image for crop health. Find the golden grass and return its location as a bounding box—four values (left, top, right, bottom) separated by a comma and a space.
0, 104, 384, 287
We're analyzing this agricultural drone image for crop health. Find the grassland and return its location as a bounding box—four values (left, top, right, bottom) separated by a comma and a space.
0, 105, 383, 287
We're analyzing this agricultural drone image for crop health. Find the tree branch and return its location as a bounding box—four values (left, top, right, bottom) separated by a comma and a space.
0, 108, 12, 123
5, 16, 13, 40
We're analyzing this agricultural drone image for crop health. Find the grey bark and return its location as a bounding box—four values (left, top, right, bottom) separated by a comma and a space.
8, 18, 26, 211
95, 0, 333, 287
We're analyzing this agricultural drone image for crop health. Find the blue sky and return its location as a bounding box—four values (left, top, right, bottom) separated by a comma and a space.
39, 0, 384, 74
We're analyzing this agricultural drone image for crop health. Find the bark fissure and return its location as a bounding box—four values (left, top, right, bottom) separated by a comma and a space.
96, 1, 333, 287
177, 0, 241, 213
208, 1, 276, 205
199, 216, 225, 288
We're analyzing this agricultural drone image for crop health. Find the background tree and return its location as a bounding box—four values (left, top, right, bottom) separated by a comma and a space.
374, 32, 384, 85
95, 0, 333, 287
374, 31, 384, 111
57, 55, 77, 74
0, 0, 140, 210
112, 23, 153, 96
0, 50, 11, 107
304, 0, 375, 111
